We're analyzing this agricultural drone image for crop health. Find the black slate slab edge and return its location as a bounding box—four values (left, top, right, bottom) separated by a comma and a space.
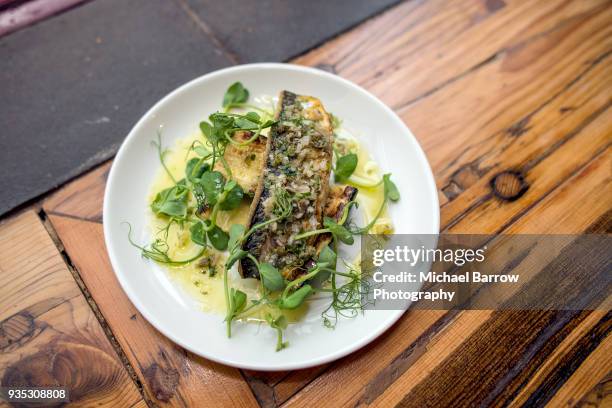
0, 0, 233, 216
184, 0, 402, 63
0, 0, 402, 216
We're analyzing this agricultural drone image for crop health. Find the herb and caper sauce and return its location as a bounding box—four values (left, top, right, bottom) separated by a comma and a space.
129, 82, 400, 351
240, 91, 334, 281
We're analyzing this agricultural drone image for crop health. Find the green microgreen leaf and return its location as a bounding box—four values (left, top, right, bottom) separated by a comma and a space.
211, 112, 234, 128
226, 286, 247, 337
189, 222, 207, 246
234, 114, 260, 130
318, 245, 337, 268
310, 245, 336, 286
200, 121, 213, 139
230, 288, 247, 313
279, 285, 313, 310
334, 153, 358, 182
383, 173, 400, 202
323, 217, 354, 245
228, 224, 246, 250
220, 182, 244, 211
207, 224, 229, 250
194, 145, 210, 157
245, 111, 260, 122
199, 171, 225, 205
151, 184, 189, 219
185, 157, 208, 182
223, 82, 249, 109
265, 313, 289, 351
258, 263, 285, 291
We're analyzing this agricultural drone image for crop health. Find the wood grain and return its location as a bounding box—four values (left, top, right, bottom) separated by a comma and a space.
405, 7, 611, 224
563, 371, 612, 408
511, 311, 611, 407
43, 161, 111, 223
279, 310, 459, 407
297, 0, 612, 215
296, 0, 609, 111
0, 211, 143, 407
46, 214, 259, 408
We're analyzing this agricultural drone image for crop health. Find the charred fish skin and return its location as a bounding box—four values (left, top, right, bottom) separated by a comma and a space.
240, 91, 334, 279
304, 185, 359, 271
316, 185, 358, 250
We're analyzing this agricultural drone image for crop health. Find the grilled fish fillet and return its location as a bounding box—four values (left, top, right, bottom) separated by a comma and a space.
239, 91, 335, 280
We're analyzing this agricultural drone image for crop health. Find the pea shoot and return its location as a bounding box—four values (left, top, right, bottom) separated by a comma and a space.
265, 314, 289, 351
334, 152, 358, 183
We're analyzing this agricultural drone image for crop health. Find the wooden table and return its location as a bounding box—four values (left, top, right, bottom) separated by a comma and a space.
1, 0, 610, 406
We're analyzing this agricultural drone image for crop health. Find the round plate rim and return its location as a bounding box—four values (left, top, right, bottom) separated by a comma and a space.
103, 62, 440, 371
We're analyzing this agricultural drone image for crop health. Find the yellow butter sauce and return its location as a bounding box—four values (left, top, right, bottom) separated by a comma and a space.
334, 136, 394, 234
147, 135, 308, 322
148, 135, 250, 315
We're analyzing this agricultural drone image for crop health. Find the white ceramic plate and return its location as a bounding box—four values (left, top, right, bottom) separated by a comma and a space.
103, 63, 439, 371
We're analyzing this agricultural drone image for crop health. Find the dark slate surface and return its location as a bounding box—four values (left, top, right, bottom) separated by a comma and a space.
185, 0, 401, 62
0, 0, 232, 215
0, 0, 401, 216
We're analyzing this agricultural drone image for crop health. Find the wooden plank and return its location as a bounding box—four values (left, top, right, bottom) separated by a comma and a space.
276, 310, 457, 407
0, 211, 143, 407
524, 316, 612, 408
271, 365, 330, 405
239, 367, 332, 408
242, 370, 289, 388
444, 103, 610, 234
379, 147, 612, 407
130, 400, 150, 408
297, 0, 612, 231
359, 310, 493, 407
509, 311, 610, 407
369, 311, 610, 408
440, 66, 611, 232
447, 72, 609, 214
563, 371, 612, 408
46, 213, 259, 408
295, 0, 604, 110
406, 8, 611, 221
504, 147, 611, 234
43, 160, 111, 222
388, 311, 605, 407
